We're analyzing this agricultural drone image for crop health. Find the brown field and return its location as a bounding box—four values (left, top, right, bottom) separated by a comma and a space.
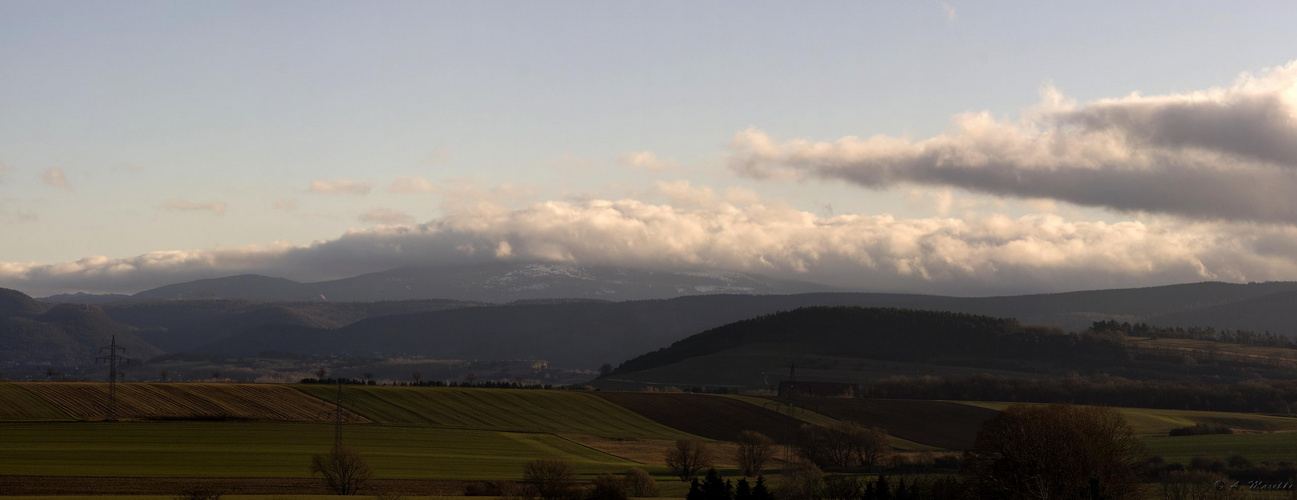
594, 392, 808, 444
0, 475, 474, 495
0, 383, 71, 421
779, 397, 997, 450
562, 434, 744, 468
16, 382, 367, 422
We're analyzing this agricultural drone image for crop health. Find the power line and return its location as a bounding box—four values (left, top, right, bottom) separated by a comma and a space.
96, 335, 129, 421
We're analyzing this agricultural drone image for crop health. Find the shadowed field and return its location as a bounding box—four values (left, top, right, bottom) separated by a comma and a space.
595, 392, 811, 445
783, 398, 998, 450
16, 382, 361, 422
0, 421, 644, 480
295, 385, 689, 439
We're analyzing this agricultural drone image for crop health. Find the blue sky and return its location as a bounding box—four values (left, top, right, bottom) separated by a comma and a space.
4, 1, 1297, 296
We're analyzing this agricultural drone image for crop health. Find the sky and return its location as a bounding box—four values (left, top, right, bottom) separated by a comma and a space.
4, 1, 1297, 296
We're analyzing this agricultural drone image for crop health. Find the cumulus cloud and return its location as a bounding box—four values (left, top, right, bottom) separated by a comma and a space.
6, 195, 1297, 296
728, 61, 1297, 224
359, 208, 415, 225
619, 151, 678, 171
308, 178, 371, 195
163, 200, 227, 215
389, 176, 437, 194
41, 167, 71, 189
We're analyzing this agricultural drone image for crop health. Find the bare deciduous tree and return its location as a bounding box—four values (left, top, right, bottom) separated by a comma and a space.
964, 403, 1146, 500
665, 439, 712, 482
310, 445, 374, 495
522, 457, 578, 500
623, 467, 660, 497
734, 430, 776, 476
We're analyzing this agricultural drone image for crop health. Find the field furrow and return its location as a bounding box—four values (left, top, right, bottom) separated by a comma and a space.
294, 385, 688, 439
17, 382, 366, 422
0, 383, 72, 421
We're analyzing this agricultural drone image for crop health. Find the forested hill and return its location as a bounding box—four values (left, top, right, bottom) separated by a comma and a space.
611, 306, 1125, 376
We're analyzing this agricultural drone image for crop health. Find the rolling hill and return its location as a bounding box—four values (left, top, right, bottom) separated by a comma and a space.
127, 262, 843, 303
0, 289, 163, 366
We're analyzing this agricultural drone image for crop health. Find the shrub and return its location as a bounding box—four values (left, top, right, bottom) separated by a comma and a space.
310, 445, 374, 495
623, 467, 659, 497
735, 431, 776, 476
587, 474, 629, 500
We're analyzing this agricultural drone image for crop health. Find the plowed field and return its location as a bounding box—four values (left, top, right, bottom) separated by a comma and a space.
781, 397, 997, 450
18, 382, 364, 422
0, 383, 71, 421
295, 385, 686, 439
595, 392, 809, 444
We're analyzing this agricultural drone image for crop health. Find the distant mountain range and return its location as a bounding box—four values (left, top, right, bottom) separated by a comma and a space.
40, 263, 844, 303
9, 263, 1297, 376
0, 288, 163, 366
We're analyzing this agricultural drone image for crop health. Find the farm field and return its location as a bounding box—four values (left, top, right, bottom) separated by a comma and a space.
0, 421, 645, 480
594, 392, 814, 445
15, 383, 357, 422
0, 383, 71, 421
1143, 432, 1297, 464
294, 385, 688, 439
720, 394, 940, 451
962, 401, 1297, 436
781, 398, 999, 450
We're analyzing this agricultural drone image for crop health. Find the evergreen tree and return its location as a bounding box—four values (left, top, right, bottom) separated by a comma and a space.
734, 478, 752, 500
874, 475, 891, 500
751, 475, 773, 500
701, 468, 730, 500
686, 478, 704, 500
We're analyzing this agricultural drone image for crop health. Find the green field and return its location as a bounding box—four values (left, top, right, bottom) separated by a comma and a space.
1144, 432, 1297, 464
294, 386, 689, 439
963, 401, 1297, 436
0, 421, 647, 479
0, 384, 71, 421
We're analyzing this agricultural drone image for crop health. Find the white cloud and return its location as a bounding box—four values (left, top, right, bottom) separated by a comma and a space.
359, 208, 415, 225
728, 60, 1297, 224
389, 176, 437, 194
619, 151, 678, 171
6, 194, 1297, 296
41, 167, 71, 189
308, 178, 371, 195
940, 2, 956, 25
163, 200, 227, 215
